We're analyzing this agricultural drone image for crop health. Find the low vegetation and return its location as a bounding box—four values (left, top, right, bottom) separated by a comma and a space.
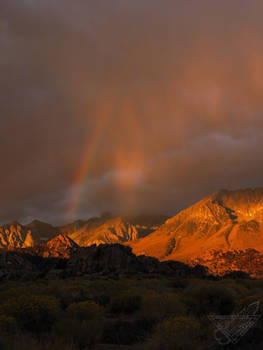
0, 276, 262, 349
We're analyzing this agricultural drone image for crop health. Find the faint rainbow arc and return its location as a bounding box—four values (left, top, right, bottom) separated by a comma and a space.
66, 98, 113, 221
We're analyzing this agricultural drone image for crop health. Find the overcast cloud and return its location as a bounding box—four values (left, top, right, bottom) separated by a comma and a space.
1, 0, 263, 224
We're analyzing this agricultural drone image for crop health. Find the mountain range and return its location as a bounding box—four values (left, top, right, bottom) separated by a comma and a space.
1, 188, 263, 277
0, 215, 167, 249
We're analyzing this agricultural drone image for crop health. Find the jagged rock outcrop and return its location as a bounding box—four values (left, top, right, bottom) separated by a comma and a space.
0, 221, 58, 249
0, 222, 32, 249
69, 217, 139, 246
0, 249, 59, 280
67, 244, 138, 275
43, 234, 79, 258
64, 243, 208, 278
128, 188, 263, 276
23, 230, 34, 247
22, 234, 80, 259
67, 216, 166, 247
0, 240, 209, 281
189, 249, 263, 278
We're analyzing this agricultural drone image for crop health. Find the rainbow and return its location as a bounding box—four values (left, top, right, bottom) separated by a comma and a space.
66, 94, 144, 221
66, 96, 114, 221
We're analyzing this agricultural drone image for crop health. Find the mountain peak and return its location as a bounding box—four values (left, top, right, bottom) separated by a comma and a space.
40, 234, 79, 259
4, 221, 21, 227
26, 219, 55, 229
214, 187, 263, 200
129, 187, 263, 264
212, 187, 263, 221
47, 234, 78, 248
28, 219, 46, 225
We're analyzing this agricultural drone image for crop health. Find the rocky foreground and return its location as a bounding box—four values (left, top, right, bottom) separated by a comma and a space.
0, 234, 209, 281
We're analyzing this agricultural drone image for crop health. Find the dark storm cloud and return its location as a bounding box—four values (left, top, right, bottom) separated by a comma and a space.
1, 0, 263, 224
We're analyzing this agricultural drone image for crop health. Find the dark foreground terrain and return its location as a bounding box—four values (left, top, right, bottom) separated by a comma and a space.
0, 240, 261, 349
0, 275, 263, 350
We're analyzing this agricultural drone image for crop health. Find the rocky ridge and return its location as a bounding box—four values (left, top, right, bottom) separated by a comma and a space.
1, 189, 263, 278
0, 215, 167, 250
128, 188, 263, 276
0, 236, 208, 281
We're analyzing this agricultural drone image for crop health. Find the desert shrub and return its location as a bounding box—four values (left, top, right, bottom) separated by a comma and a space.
0, 281, 54, 304
66, 300, 104, 321
0, 334, 12, 350
56, 300, 105, 347
12, 334, 75, 350
0, 314, 17, 334
87, 280, 122, 307
55, 318, 101, 348
102, 319, 150, 345
87, 281, 115, 306
135, 278, 168, 293
0, 295, 60, 333
185, 283, 235, 316
237, 279, 263, 301
0, 287, 27, 305
89, 280, 119, 294
166, 278, 189, 289
249, 279, 263, 290
217, 279, 249, 298
109, 290, 142, 314
51, 283, 91, 309
151, 316, 201, 350
92, 292, 110, 307
141, 291, 186, 323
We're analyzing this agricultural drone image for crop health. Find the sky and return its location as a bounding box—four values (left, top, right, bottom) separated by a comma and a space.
1, 0, 263, 224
